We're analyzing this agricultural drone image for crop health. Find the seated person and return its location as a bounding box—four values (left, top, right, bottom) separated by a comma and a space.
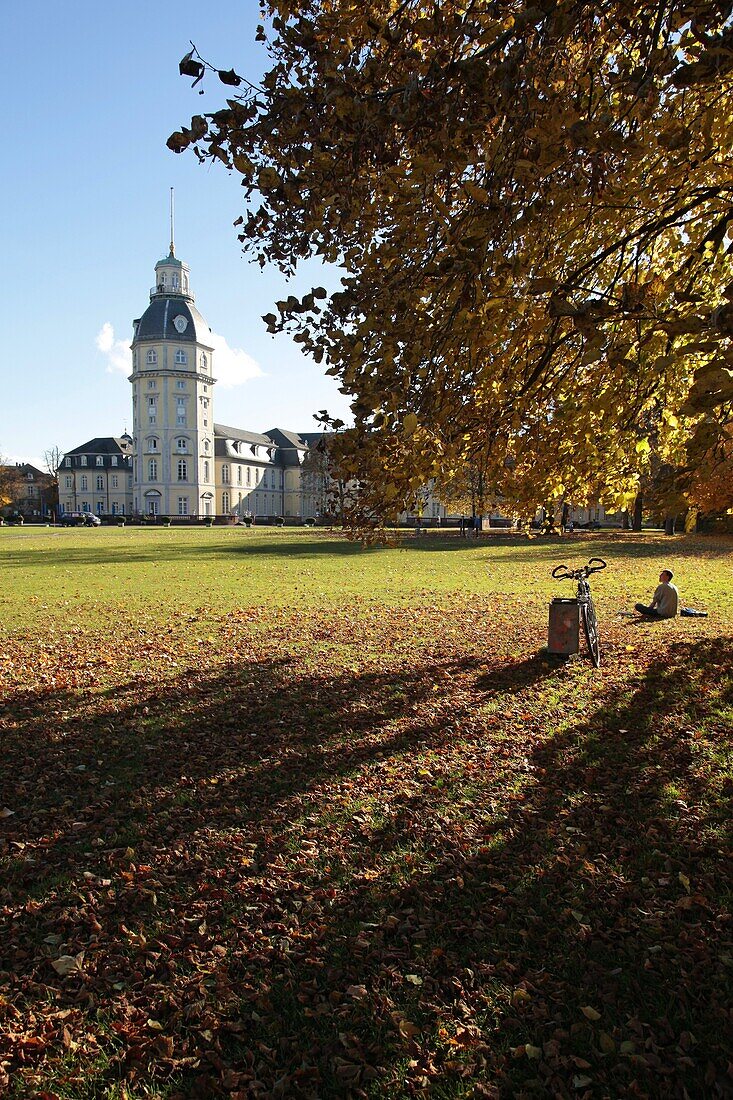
635, 569, 679, 618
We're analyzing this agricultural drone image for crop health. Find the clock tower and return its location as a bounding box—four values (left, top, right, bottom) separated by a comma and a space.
129, 234, 216, 518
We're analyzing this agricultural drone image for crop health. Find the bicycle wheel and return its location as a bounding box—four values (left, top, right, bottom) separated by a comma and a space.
581, 595, 601, 667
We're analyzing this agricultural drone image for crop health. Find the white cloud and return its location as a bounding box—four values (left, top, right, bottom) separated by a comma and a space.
96, 323, 131, 375
209, 331, 264, 388
94, 323, 262, 389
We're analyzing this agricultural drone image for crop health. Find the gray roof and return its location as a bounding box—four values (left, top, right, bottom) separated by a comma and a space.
214, 423, 274, 447
134, 297, 212, 347
65, 437, 133, 457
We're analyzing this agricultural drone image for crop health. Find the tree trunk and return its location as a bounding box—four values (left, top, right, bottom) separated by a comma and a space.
664, 514, 676, 536
632, 493, 643, 532
621, 508, 630, 530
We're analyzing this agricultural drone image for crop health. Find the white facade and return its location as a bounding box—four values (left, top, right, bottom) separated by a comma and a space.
129, 250, 217, 517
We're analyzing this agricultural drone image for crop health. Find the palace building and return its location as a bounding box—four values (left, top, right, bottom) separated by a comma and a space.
59, 239, 327, 521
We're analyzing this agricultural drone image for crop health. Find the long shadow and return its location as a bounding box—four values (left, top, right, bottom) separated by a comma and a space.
0, 639, 730, 1097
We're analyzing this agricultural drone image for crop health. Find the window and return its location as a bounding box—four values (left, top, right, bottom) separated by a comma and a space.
222, 491, 230, 512
204, 439, 210, 453
176, 380, 186, 390
111, 456, 118, 466
148, 437, 158, 451
247, 467, 251, 486
148, 380, 156, 389
148, 459, 158, 481
96, 456, 104, 466
148, 397, 156, 409
96, 475, 104, 490
111, 475, 118, 488
177, 459, 188, 481
149, 414, 156, 424
178, 496, 188, 516
147, 349, 157, 364
64, 476, 72, 489
64, 457, 71, 467
82, 502, 90, 513
81, 475, 88, 490
222, 464, 230, 485
201, 353, 207, 369
203, 460, 210, 481
175, 349, 187, 365
96, 502, 104, 515
237, 466, 242, 485
80, 456, 87, 467
176, 437, 188, 452
148, 500, 158, 516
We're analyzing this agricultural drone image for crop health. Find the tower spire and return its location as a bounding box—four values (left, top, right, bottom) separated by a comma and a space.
169, 187, 175, 256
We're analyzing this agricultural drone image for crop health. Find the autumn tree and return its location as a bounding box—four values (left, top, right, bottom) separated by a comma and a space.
170, 0, 733, 533
0, 455, 23, 515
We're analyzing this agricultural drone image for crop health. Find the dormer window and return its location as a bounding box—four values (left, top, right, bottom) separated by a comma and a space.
147, 349, 157, 365
80, 456, 88, 467
96, 456, 104, 466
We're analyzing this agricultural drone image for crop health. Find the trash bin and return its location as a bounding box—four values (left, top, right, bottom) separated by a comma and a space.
548, 597, 580, 656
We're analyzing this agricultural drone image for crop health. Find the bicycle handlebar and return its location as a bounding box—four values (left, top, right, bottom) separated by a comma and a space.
551, 558, 608, 580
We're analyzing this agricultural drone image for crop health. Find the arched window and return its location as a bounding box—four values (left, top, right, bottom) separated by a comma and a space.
148, 459, 158, 481
203, 460, 210, 481
177, 459, 188, 481
237, 465, 242, 485
204, 439, 210, 453
222, 464, 230, 485
222, 491, 230, 513
96, 475, 104, 491
175, 349, 187, 365
146, 349, 157, 364
200, 353, 207, 370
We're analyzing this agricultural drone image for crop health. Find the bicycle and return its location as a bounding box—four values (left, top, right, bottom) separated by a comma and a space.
551, 558, 607, 667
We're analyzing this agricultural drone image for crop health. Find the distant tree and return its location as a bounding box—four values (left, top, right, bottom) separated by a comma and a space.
170, 2, 733, 535
43, 446, 63, 479
0, 454, 23, 514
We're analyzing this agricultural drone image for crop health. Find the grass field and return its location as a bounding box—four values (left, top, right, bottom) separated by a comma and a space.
0, 527, 731, 1099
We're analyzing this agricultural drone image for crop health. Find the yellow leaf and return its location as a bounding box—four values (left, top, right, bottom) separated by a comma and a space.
581, 1005, 601, 1021
525, 1044, 542, 1059
403, 413, 418, 437
599, 1031, 616, 1053
679, 872, 690, 893
147, 1019, 164, 1031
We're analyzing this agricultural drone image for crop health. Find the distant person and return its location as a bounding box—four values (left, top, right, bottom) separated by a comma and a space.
635, 569, 679, 618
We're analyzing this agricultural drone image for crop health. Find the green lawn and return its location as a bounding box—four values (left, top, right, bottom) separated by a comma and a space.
0, 527, 731, 1098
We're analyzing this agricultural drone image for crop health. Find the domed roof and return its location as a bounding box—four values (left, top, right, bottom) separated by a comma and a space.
134, 296, 213, 346
156, 250, 183, 269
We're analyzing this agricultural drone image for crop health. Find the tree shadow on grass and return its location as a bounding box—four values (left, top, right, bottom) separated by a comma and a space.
0, 638, 730, 1097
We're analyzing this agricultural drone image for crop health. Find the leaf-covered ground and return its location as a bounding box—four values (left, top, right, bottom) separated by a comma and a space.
0, 529, 731, 1098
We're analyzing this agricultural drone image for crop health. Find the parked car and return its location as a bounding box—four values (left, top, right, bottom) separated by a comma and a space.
60, 512, 101, 527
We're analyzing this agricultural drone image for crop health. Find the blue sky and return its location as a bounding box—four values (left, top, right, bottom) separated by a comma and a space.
2, 1, 351, 467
